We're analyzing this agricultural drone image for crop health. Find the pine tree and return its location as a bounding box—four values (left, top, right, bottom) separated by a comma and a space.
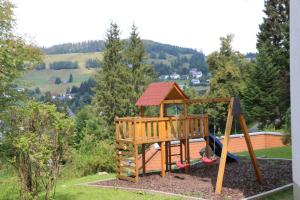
93, 22, 133, 136
256, 0, 289, 121
69, 73, 73, 83
243, 47, 280, 127
124, 24, 154, 114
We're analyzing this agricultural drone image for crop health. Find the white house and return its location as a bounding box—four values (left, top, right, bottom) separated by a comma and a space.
170, 73, 180, 80
190, 79, 200, 85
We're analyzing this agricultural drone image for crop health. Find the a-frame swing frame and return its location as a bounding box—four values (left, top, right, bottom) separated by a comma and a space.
212, 97, 263, 194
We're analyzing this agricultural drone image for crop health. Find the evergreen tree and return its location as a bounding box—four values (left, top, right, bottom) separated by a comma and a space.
69, 73, 73, 83
256, 0, 289, 122
93, 22, 133, 136
243, 47, 281, 127
124, 24, 155, 114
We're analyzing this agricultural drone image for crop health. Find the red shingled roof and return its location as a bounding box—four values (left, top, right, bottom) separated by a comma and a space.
135, 82, 189, 106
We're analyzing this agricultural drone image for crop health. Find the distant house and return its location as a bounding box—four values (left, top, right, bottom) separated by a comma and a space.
181, 75, 189, 80
159, 75, 169, 80
16, 88, 25, 92
189, 69, 203, 79
170, 73, 180, 80
190, 79, 200, 86
178, 84, 185, 90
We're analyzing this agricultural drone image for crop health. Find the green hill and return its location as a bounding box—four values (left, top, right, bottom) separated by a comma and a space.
21, 40, 208, 94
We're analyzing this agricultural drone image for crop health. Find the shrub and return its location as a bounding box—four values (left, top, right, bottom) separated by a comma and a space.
282, 108, 291, 145
63, 135, 115, 177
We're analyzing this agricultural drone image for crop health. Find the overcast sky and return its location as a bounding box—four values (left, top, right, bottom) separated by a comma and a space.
11, 0, 265, 54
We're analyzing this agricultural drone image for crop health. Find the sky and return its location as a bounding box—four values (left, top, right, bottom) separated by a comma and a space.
11, 0, 265, 54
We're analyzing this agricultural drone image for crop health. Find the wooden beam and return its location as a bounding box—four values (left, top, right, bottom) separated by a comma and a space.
187, 98, 231, 104
140, 106, 144, 117
163, 99, 186, 104
215, 98, 234, 194
239, 114, 263, 184
161, 142, 166, 177
142, 144, 146, 176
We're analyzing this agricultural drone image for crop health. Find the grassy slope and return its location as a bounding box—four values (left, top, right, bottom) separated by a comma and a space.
237, 146, 292, 159
21, 52, 102, 93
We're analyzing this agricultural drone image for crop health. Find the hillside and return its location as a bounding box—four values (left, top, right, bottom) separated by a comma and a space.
22, 40, 208, 93
21, 52, 102, 93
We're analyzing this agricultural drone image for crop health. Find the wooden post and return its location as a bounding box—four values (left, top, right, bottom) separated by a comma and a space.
239, 114, 262, 184
204, 115, 210, 158
140, 106, 144, 117
160, 103, 164, 118
161, 142, 166, 177
215, 98, 234, 194
142, 144, 146, 176
134, 143, 139, 182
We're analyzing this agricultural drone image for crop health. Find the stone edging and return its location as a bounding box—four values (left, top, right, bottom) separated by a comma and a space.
242, 183, 293, 200
78, 181, 206, 200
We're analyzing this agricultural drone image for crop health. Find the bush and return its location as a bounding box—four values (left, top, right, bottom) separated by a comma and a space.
282, 108, 291, 145
55, 77, 62, 84
35, 62, 46, 70
63, 135, 115, 178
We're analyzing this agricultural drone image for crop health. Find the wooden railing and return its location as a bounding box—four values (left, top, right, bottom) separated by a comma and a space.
115, 114, 208, 144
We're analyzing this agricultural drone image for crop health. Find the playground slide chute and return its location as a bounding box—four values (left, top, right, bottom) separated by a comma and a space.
204, 134, 240, 163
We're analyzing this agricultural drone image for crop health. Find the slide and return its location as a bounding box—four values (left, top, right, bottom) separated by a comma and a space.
204, 134, 240, 163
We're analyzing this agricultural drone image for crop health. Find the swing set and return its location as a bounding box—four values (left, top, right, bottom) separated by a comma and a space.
115, 82, 262, 194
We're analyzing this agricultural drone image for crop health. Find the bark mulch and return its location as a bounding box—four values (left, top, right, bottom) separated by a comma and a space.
91, 158, 292, 200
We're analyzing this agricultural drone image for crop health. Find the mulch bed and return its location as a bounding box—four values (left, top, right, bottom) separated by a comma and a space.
91, 158, 292, 200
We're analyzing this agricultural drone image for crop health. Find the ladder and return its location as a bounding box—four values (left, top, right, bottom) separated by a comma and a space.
116, 141, 139, 182
165, 140, 186, 171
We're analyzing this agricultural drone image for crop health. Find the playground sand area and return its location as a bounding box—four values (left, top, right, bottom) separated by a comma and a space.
91, 158, 292, 200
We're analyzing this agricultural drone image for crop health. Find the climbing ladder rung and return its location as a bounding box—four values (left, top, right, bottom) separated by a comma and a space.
117, 174, 136, 182
170, 153, 181, 156
116, 150, 134, 156
116, 165, 136, 173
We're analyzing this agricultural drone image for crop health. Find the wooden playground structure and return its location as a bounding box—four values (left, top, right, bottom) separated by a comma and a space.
115, 82, 262, 194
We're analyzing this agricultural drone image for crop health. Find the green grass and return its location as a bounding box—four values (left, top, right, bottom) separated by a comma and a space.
262, 188, 293, 200
237, 146, 292, 159
0, 173, 180, 200
21, 52, 102, 93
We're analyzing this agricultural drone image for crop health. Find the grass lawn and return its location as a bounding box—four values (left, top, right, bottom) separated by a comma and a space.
262, 188, 293, 200
0, 173, 180, 200
237, 146, 292, 159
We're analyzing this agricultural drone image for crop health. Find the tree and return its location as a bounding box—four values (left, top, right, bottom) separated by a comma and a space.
124, 24, 155, 114
55, 77, 62, 84
69, 73, 73, 83
93, 22, 132, 136
256, 0, 289, 123
243, 47, 281, 127
35, 87, 41, 95
206, 34, 250, 128
0, 101, 74, 200
0, 0, 40, 110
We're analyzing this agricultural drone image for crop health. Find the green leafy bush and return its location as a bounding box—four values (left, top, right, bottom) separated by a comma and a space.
63, 135, 115, 178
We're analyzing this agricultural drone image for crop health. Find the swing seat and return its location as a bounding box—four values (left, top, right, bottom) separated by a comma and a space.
201, 157, 217, 165
175, 161, 189, 173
